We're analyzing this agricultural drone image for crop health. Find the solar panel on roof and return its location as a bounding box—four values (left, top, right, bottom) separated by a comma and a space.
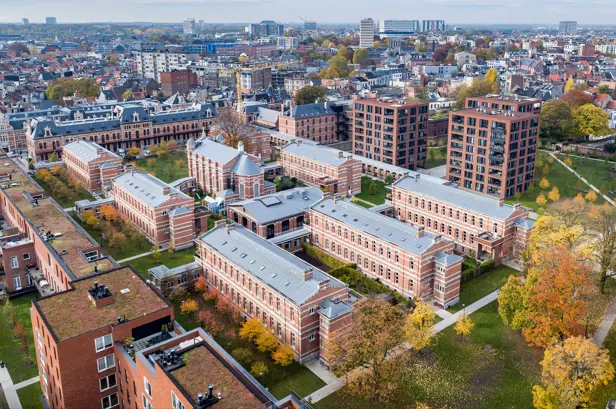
259, 196, 282, 207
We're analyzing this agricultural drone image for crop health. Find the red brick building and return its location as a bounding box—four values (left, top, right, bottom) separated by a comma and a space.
159, 69, 198, 97
390, 173, 534, 264
62, 140, 122, 194
352, 98, 429, 170
280, 140, 362, 196
447, 96, 540, 198
278, 103, 339, 144
198, 223, 353, 365
309, 198, 463, 308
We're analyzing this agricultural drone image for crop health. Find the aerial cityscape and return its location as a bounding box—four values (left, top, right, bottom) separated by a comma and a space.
0, 6, 615, 409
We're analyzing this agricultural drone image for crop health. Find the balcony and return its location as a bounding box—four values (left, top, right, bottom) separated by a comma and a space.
488, 178, 502, 187
451, 125, 464, 133
449, 168, 462, 175
450, 143, 463, 150
490, 145, 504, 154
450, 151, 463, 159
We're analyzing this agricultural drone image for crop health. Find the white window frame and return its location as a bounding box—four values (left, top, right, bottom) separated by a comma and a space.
99, 373, 117, 392
10, 256, 18, 269
97, 354, 115, 373
23, 253, 30, 261
101, 392, 119, 409
171, 391, 186, 409
144, 377, 152, 398
95, 334, 113, 352
142, 395, 154, 409
13, 276, 21, 290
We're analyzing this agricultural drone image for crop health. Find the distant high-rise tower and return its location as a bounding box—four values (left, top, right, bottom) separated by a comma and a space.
304, 21, 317, 31
45, 17, 57, 24
558, 21, 578, 36
360, 18, 376, 49
21, 18, 29, 25
421, 20, 445, 33
183, 18, 196, 35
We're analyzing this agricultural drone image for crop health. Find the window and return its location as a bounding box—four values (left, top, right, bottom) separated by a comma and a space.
97, 354, 114, 372
171, 392, 185, 409
309, 333, 316, 341
23, 253, 30, 260
100, 374, 117, 392
101, 393, 118, 409
142, 395, 154, 409
10, 256, 18, 269
95, 334, 113, 352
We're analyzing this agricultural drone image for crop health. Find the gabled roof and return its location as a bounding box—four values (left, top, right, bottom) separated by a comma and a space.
230, 154, 262, 176
287, 102, 334, 119
192, 138, 242, 165
112, 171, 190, 207
63, 140, 119, 162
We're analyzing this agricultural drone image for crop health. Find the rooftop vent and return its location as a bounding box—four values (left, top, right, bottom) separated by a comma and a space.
88, 281, 115, 308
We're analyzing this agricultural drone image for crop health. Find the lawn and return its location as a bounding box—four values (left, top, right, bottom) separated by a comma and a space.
349, 198, 374, 209
34, 176, 95, 209
133, 152, 189, 183
506, 151, 600, 211
17, 382, 43, 409
556, 153, 616, 198
0, 293, 39, 383
426, 146, 447, 169
355, 177, 389, 206
70, 212, 152, 261
174, 294, 325, 400
315, 301, 543, 409
591, 317, 616, 407
448, 265, 521, 313
121, 247, 196, 279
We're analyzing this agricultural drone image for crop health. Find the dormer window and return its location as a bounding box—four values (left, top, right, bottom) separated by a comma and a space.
133, 111, 139, 122
44, 126, 52, 137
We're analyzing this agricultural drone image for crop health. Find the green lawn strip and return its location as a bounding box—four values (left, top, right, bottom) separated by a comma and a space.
355, 177, 389, 205
134, 152, 189, 183
590, 317, 616, 407
174, 294, 324, 400
426, 147, 448, 169
556, 153, 616, 196
447, 265, 521, 313
0, 293, 39, 383
69, 212, 151, 260
506, 151, 600, 211
33, 177, 95, 209
349, 199, 374, 209
16, 382, 43, 409
121, 248, 196, 279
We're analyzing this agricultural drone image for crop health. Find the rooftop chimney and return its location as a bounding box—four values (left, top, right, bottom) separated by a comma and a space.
414, 173, 420, 182
87, 282, 114, 308
303, 268, 313, 281
497, 198, 504, 207
338, 151, 343, 159
162, 187, 171, 195
416, 226, 425, 238
237, 140, 244, 153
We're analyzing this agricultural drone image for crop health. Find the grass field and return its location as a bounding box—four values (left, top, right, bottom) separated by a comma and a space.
34, 177, 95, 209
0, 293, 39, 384
17, 382, 43, 409
426, 147, 448, 169
556, 153, 616, 197
448, 265, 521, 313
121, 247, 196, 279
355, 177, 389, 205
133, 152, 189, 183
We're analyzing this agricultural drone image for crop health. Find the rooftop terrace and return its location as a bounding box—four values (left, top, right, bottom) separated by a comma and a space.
34, 267, 171, 342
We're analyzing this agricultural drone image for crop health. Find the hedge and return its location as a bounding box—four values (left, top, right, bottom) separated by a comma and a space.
302, 243, 347, 269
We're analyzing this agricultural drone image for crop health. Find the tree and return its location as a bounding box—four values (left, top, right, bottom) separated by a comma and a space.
49, 152, 59, 163
498, 275, 529, 328
561, 90, 593, 110
368, 181, 377, 195
46, 78, 100, 100
36, 168, 51, 182
536, 193, 548, 206
231, 348, 253, 364
564, 78, 574, 92
574, 104, 610, 136
547, 187, 560, 202
123, 90, 133, 101
250, 362, 269, 378
108, 232, 127, 251
213, 109, 253, 152
167, 286, 188, 305
532, 337, 614, 409
540, 99, 574, 142
585, 190, 598, 202
454, 314, 474, 337
180, 298, 198, 316
255, 331, 279, 353
294, 85, 327, 105
539, 177, 550, 190
352, 48, 369, 67
193, 276, 208, 293
327, 297, 406, 403
404, 300, 435, 350
586, 206, 616, 293
454, 78, 495, 109
484, 68, 499, 92
272, 344, 295, 366
10, 42, 29, 56
126, 147, 141, 159
100, 204, 118, 222
198, 310, 223, 336
319, 54, 351, 79
151, 246, 162, 265
239, 318, 266, 342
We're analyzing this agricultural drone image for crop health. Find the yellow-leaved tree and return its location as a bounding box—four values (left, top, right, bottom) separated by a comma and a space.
547, 187, 560, 202
271, 344, 295, 367
404, 299, 436, 350
454, 314, 474, 337
539, 177, 550, 190
239, 318, 266, 342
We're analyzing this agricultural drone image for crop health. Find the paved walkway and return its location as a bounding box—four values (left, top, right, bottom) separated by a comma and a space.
547, 151, 615, 207
63, 207, 75, 212
0, 367, 21, 409
116, 251, 154, 264
593, 297, 616, 346
13, 376, 40, 390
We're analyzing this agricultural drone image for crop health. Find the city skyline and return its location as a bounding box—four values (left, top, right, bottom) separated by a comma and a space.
1, 0, 614, 25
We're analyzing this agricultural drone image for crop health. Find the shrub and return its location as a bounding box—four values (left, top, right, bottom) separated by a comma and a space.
198, 311, 224, 336
250, 361, 269, 378
231, 348, 253, 364
480, 259, 495, 273
167, 286, 188, 305
302, 243, 346, 269
202, 288, 219, 303
272, 344, 296, 367
193, 276, 208, 293
255, 331, 279, 353
180, 299, 198, 316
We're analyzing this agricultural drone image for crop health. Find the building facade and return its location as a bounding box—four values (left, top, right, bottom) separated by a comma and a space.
279, 102, 339, 144
198, 224, 352, 364
379, 20, 419, 38
352, 98, 429, 170
558, 21, 578, 36
159, 70, 197, 97
62, 141, 122, 194
309, 198, 463, 308
135, 52, 197, 82
359, 18, 376, 49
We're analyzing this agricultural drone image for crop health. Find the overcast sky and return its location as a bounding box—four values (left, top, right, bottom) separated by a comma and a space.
1, 0, 612, 25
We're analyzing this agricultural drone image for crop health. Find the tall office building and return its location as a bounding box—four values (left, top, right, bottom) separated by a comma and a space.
256, 20, 284, 37
360, 18, 376, 49
558, 21, 578, 35
421, 20, 445, 32
446, 95, 541, 198
379, 20, 419, 38
183, 18, 196, 35
304, 21, 317, 31
21, 18, 29, 25
45, 17, 57, 24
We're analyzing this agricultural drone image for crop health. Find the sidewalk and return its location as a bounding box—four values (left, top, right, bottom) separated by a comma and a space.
116, 251, 154, 264
0, 367, 22, 409
593, 297, 616, 346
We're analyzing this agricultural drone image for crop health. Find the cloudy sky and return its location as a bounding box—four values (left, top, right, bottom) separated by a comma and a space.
1, 0, 612, 25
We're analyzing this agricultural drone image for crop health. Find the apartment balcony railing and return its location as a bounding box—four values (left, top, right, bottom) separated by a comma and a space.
452, 125, 464, 132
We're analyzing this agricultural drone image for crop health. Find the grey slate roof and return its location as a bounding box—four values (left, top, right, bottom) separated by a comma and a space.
319, 299, 353, 319
149, 261, 201, 280
230, 154, 262, 176
230, 187, 323, 224
112, 171, 190, 207
192, 138, 241, 165
287, 102, 334, 119
515, 217, 535, 229
393, 175, 521, 221
282, 142, 348, 166
311, 198, 445, 256
199, 225, 347, 305
63, 140, 119, 162
256, 107, 280, 123
434, 251, 463, 266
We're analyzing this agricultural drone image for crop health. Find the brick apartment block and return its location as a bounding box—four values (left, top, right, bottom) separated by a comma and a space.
226, 186, 323, 253
159, 69, 197, 97
390, 173, 534, 264
446, 102, 540, 198
62, 140, 122, 194
280, 141, 362, 196
31, 266, 307, 409
309, 198, 463, 308
198, 224, 353, 366
109, 171, 205, 250
278, 102, 339, 144
352, 98, 429, 170
0, 159, 116, 295
26, 102, 218, 161
187, 138, 275, 204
